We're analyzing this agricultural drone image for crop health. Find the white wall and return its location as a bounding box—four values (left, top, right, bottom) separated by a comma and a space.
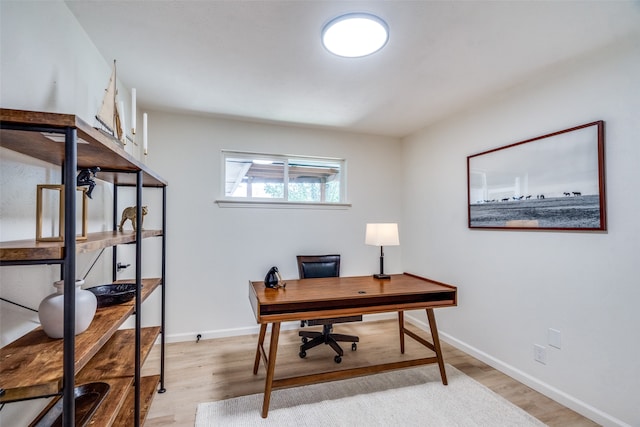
0, 2, 142, 425
0, 0, 149, 342
0, 1, 135, 142
145, 111, 402, 339
400, 36, 640, 427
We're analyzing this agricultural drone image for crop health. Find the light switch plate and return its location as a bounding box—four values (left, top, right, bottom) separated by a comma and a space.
534, 344, 547, 364
548, 328, 562, 349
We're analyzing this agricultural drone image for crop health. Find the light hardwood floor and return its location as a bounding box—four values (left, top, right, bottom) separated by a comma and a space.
143, 319, 598, 426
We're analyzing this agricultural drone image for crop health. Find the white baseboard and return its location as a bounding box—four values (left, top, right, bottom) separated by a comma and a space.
165, 325, 262, 344
404, 313, 631, 427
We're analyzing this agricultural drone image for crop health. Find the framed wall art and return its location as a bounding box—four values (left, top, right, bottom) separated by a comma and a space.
467, 121, 606, 231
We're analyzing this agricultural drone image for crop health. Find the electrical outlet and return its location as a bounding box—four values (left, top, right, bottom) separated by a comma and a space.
548, 328, 561, 349
534, 344, 547, 364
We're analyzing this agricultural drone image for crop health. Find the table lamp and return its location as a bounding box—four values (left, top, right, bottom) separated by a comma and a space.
365, 223, 399, 280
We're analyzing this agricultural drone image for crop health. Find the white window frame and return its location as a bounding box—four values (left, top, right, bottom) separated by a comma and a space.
217, 150, 350, 209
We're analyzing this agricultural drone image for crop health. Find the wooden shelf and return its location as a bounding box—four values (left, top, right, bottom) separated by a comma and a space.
0, 279, 161, 403
0, 108, 167, 187
112, 375, 161, 427
77, 327, 161, 382
58, 328, 160, 427
0, 230, 163, 262
80, 377, 134, 427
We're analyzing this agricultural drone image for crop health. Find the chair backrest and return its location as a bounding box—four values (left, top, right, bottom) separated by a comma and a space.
296, 255, 340, 279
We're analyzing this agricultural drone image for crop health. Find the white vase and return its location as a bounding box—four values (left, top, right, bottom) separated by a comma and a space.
38, 279, 97, 339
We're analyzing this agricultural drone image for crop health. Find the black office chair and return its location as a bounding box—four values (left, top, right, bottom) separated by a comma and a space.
297, 255, 362, 363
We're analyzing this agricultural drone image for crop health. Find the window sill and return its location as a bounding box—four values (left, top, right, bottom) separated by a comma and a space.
215, 199, 352, 209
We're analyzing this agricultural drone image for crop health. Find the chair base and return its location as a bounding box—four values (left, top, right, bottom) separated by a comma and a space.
299, 324, 358, 363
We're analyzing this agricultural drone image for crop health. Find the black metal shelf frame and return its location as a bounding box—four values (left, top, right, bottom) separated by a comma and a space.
0, 119, 166, 427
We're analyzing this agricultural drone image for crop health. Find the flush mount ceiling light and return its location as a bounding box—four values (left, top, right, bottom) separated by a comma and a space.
322, 13, 389, 58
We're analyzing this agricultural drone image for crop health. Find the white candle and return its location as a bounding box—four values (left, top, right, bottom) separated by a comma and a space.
143, 113, 148, 155
131, 88, 136, 133
118, 101, 126, 144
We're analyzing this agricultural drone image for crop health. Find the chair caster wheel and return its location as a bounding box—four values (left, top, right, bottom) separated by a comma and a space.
334, 355, 342, 363
352, 343, 357, 351
299, 350, 306, 358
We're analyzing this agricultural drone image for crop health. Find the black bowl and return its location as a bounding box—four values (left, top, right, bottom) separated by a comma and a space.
86, 283, 140, 308
31, 382, 110, 427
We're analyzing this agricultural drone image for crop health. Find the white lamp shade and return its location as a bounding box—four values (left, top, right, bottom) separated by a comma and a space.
365, 223, 399, 246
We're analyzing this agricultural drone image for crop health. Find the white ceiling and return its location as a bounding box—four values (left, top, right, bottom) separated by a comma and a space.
66, 1, 640, 138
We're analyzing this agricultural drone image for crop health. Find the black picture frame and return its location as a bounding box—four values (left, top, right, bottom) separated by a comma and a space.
467, 121, 606, 231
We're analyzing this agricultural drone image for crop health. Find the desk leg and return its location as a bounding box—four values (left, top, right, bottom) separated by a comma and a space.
426, 308, 448, 385
261, 322, 281, 418
253, 323, 268, 375
398, 310, 405, 354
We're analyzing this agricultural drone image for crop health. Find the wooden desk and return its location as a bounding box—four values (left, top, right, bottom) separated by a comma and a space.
249, 273, 457, 418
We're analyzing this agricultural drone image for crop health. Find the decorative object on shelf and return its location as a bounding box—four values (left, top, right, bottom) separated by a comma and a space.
36, 185, 88, 242
365, 223, 400, 280
467, 121, 606, 231
38, 279, 97, 339
87, 283, 139, 308
76, 167, 101, 199
118, 205, 148, 231
30, 382, 110, 427
142, 112, 148, 155
131, 88, 137, 136
95, 60, 124, 144
118, 100, 127, 145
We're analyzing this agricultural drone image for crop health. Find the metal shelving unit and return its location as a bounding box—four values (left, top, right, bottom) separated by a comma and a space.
0, 108, 167, 426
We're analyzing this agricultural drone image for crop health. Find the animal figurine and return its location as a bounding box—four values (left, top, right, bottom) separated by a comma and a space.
118, 206, 148, 231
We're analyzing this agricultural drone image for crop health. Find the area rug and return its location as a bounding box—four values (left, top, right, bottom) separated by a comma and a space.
195, 364, 547, 426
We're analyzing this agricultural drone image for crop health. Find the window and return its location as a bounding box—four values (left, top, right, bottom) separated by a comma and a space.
220, 151, 347, 206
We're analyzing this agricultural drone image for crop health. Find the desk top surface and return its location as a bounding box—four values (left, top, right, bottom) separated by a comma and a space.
249, 273, 457, 323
